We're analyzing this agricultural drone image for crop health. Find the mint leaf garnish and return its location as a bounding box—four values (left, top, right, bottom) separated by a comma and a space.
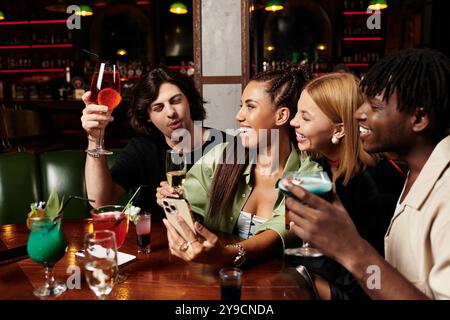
45, 191, 60, 220
125, 205, 141, 224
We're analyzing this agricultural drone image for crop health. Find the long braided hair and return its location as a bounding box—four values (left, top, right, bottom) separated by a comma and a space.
206, 66, 310, 223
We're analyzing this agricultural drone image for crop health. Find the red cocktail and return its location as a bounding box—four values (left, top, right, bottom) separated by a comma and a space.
91, 205, 129, 248
86, 62, 121, 157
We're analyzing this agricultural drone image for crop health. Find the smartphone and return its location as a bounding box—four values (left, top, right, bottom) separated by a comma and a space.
162, 198, 196, 240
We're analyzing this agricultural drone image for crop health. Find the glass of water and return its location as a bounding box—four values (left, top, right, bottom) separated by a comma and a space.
83, 230, 118, 300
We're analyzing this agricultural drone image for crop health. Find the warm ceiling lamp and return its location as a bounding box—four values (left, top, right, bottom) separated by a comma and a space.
117, 49, 127, 56
75, 5, 94, 16
265, 0, 284, 12
368, 0, 388, 10
0, 10, 4, 20
170, 2, 188, 14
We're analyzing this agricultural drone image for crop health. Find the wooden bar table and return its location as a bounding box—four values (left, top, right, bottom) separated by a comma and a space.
0, 219, 314, 300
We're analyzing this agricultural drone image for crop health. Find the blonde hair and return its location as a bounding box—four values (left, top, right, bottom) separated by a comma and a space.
305, 73, 376, 185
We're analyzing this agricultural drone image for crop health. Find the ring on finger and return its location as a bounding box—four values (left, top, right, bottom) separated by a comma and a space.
178, 241, 189, 252
188, 239, 199, 247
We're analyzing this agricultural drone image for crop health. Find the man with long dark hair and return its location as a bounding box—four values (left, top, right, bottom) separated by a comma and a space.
81, 67, 226, 215
284, 48, 450, 299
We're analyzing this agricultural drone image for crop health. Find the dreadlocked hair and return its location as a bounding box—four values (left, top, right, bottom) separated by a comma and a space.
361, 48, 450, 137
206, 65, 310, 223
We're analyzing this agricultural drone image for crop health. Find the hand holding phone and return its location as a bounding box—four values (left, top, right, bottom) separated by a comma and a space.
161, 198, 196, 240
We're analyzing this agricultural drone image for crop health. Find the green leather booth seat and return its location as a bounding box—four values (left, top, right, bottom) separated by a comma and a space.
40, 150, 88, 220
0, 153, 41, 225
0, 149, 128, 225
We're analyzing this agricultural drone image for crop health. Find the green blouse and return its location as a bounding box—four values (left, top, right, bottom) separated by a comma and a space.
183, 142, 322, 249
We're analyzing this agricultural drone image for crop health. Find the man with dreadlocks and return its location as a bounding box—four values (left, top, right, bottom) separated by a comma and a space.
283, 48, 450, 299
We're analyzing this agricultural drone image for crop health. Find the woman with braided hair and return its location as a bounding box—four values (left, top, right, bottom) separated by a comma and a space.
155, 66, 322, 266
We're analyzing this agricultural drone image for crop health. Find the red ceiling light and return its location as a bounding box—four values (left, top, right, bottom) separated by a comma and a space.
343, 37, 383, 41
0, 45, 30, 49
0, 20, 28, 25
344, 11, 381, 15
0, 68, 65, 73
345, 63, 370, 67
30, 20, 68, 24
0, 20, 67, 26
93, 2, 108, 6
31, 44, 73, 49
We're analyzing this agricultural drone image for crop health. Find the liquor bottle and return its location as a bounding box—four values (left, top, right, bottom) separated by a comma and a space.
135, 65, 143, 77
0, 81, 4, 100
64, 66, 73, 100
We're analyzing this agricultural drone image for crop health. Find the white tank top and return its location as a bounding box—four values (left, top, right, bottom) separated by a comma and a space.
236, 211, 269, 240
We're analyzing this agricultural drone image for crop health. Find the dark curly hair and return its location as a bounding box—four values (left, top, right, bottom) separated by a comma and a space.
129, 67, 206, 137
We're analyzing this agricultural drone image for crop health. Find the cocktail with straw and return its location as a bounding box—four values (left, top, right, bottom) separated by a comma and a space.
26, 192, 94, 297
89, 185, 148, 282
27, 215, 67, 297
123, 186, 151, 254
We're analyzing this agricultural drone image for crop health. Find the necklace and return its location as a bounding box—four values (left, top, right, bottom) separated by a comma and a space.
326, 158, 340, 167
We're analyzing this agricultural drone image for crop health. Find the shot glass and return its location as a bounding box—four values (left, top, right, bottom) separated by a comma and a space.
135, 213, 151, 254
219, 267, 242, 301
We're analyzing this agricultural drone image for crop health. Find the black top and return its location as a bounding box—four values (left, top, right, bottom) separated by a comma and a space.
110, 127, 228, 218
333, 159, 405, 255
288, 159, 406, 299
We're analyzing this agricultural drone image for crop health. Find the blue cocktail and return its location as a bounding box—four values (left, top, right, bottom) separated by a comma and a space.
279, 171, 332, 257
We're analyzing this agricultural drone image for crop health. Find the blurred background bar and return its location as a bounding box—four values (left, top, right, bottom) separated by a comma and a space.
0, 0, 448, 153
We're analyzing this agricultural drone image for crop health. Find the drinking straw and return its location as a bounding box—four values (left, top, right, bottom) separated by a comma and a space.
48, 196, 95, 231
121, 185, 150, 214
56, 195, 96, 218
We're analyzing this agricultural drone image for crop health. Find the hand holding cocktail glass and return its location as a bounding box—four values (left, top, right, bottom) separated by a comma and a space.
165, 150, 187, 192
155, 150, 186, 206
82, 61, 122, 157
81, 92, 114, 149
279, 171, 332, 257
282, 171, 361, 261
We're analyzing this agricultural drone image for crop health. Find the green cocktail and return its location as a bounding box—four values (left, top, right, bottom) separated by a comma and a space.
27, 217, 68, 297
27, 218, 66, 266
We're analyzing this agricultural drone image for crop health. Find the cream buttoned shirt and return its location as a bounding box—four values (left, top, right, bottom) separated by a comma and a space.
385, 135, 450, 299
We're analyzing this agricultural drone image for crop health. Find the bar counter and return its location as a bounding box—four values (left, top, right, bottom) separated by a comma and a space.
0, 219, 314, 300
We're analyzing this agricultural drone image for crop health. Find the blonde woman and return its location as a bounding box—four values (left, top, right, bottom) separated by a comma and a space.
289, 73, 405, 299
